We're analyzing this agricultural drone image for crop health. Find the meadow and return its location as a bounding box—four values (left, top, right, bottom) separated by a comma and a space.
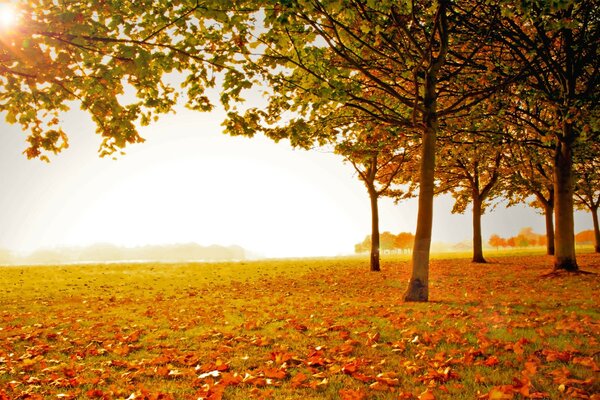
0, 252, 598, 399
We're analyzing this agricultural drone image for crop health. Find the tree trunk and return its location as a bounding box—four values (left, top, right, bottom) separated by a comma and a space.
369, 188, 381, 272
472, 196, 486, 263
553, 136, 578, 270
403, 0, 447, 302
544, 203, 555, 256
592, 206, 600, 253
404, 126, 435, 301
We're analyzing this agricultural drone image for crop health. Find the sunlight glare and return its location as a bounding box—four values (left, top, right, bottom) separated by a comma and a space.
0, 3, 17, 29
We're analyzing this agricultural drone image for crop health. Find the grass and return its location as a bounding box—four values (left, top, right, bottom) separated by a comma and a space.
0, 252, 598, 399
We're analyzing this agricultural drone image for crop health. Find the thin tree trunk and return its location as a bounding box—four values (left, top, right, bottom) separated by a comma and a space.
592, 206, 600, 253
369, 188, 381, 272
553, 137, 578, 270
472, 196, 486, 263
544, 203, 555, 256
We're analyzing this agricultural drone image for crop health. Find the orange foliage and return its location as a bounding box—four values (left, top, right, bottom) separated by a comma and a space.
575, 230, 594, 244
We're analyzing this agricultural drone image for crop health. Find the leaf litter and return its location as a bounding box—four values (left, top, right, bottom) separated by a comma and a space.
0, 254, 598, 399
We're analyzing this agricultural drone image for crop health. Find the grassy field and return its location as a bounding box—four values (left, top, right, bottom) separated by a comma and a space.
0, 252, 598, 399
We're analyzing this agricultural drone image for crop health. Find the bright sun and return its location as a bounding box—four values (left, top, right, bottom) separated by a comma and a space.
0, 3, 17, 29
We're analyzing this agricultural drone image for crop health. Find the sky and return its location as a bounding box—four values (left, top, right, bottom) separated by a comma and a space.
0, 96, 594, 259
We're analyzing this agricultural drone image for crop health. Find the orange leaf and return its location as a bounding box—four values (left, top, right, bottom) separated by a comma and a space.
85, 390, 104, 398
270, 351, 293, 364
366, 332, 380, 345
487, 387, 514, 399
351, 372, 375, 383
572, 357, 599, 371
376, 372, 400, 386
523, 361, 538, 376
262, 368, 287, 379
484, 356, 500, 366
418, 389, 436, 400
342, 362, 359, 374
221, 372, 242, 386
290, 372, 308, 388
369, 381, 390, 391
339, 389, 367, 400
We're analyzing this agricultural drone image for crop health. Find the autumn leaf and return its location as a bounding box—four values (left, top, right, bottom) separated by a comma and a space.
1, 254, 598, 399
543, 349, 573, 363
339, 388, 367, 400
375, 372, 400, 386
369, 381, 391, 391
220, 372, 243, 386
572, 357, 599, 371
418, 389, 436, 400
262, 367, 287, 379
290, 372, 308, 389
486, 386, 514, 399
366, 331, 380, 346
342, 362, 359, 374
484, 356, 500, 367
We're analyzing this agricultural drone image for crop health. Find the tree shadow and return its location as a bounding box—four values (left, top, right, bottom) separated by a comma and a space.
540, 269, 596, 278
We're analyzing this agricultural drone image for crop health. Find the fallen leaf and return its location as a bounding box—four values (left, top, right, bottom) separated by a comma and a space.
339, 388, 367, 400
418, 389, 436, 400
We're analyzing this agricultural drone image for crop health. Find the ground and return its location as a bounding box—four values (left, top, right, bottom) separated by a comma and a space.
0, 252, 598, 399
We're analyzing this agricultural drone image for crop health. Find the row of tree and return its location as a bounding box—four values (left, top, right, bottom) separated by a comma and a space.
490, 229, 597, 250
489, 228, 548, 250
1, 1, 598, 302
355, 232, 415, 254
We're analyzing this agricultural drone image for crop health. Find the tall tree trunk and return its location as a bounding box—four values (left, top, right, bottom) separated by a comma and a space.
403, 0, 447, 302
553, 136, 578, 270
368, 188, 381, 272
592, 206, 600, 253
544, 203, 555, 256
405, 125, 435, 301
472, 196, 486, 263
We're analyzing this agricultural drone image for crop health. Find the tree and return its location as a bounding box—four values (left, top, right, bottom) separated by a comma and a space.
488, 234, 506, 251
437, 126, 505, 263
0, 1, 247, 159
515, 227, 543, 248
574, 141, 600, 252
223, 1, 511, 301
485, 0, 599, 270
575, 230, 595, 245
504, 140, 556, 255
380, 231, 398, 251
395, 232, 415, 254
9, 1, 591, 290
354, 236, 371, 254
337, 121, 415, 271
493, 90, 559, 256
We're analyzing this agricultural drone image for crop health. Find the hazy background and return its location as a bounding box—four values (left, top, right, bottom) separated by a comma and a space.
0, 95, 593, 261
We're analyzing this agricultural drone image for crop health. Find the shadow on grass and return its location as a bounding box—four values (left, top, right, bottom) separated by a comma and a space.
540, 269, 596, 278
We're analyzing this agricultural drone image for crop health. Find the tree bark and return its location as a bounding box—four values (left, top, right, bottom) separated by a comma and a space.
592, 206, 600, 253
403, 0, 448, 302
405, 125, 435, 301
553, 136, 578, 270
368, 187, 381, 272
544, 203, 555, 256
472, 196, 486, 263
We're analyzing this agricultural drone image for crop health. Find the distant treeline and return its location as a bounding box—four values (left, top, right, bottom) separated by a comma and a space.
0, 243, 246, 265
355, 232, 415, 254
489, 228, 595, 249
